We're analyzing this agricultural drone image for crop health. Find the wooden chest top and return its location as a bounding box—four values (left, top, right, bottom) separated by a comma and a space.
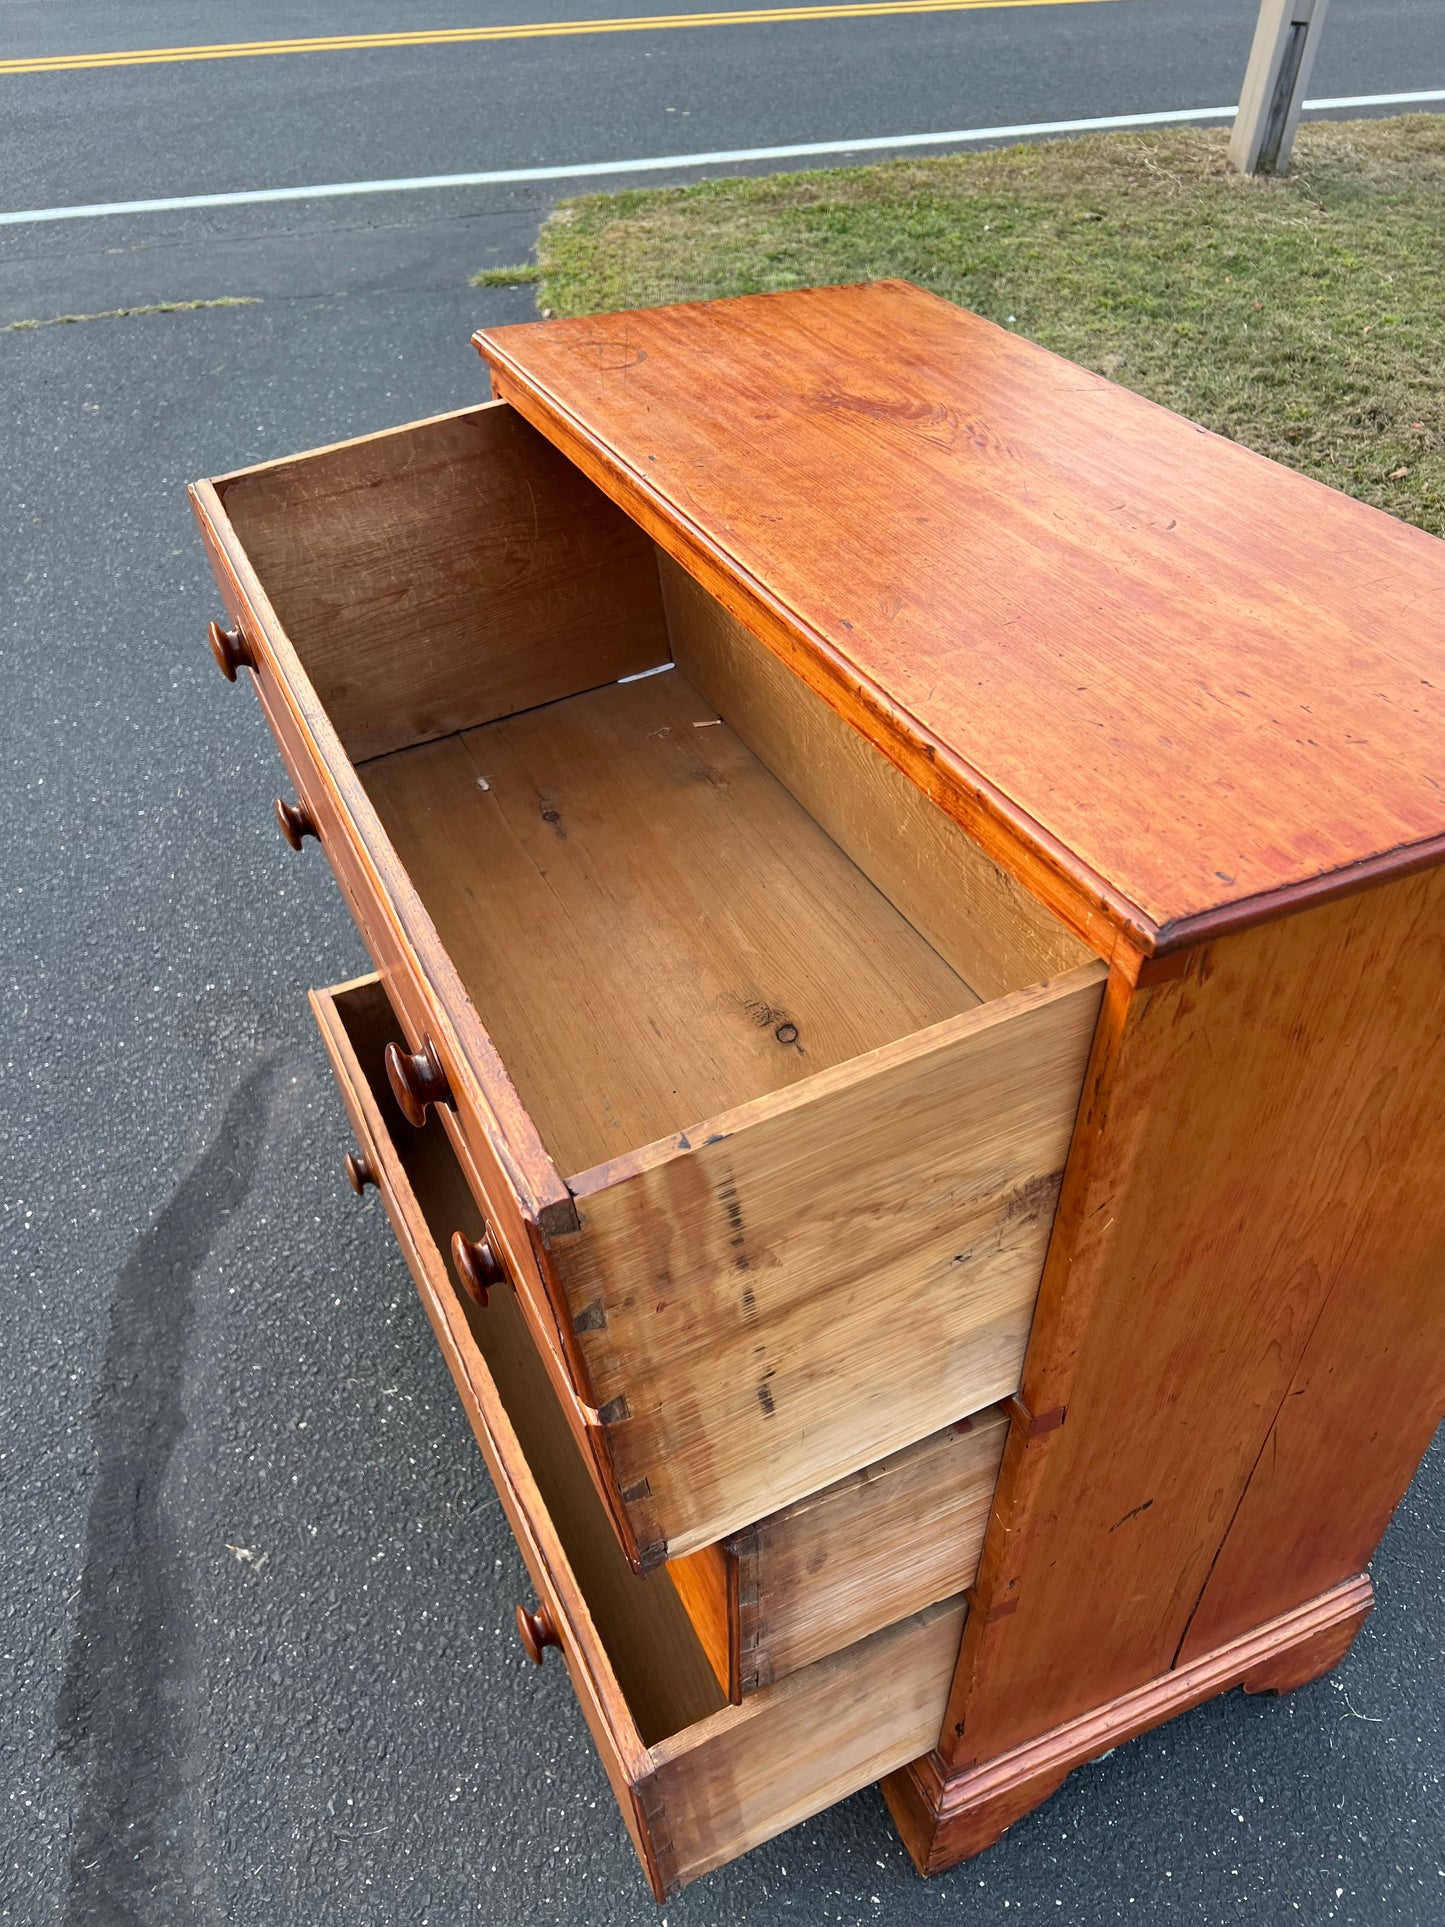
476, 280, 1445, 956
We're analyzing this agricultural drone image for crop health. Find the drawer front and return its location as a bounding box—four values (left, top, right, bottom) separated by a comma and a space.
248, 593, 558, 1319
192, 452, 604, 1433
251, 670, 386, 965
310, 972, 966, 1897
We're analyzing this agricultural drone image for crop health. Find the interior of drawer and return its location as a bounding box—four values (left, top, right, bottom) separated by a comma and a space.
359, 665, 984, 1173
219, 402, 1096, 1179
336, 974, 728, 1748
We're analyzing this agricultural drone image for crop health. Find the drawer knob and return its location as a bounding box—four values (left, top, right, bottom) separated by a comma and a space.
516, 1601, 560, 1666
344, 1150, 377, 1195
274, 795, 318, 850
384, 1038, 452, 1127
451, 1229, 505, 1308
207, 618, 255, 682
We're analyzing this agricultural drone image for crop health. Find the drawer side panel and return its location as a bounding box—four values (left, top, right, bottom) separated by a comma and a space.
646, 1596, 967, 1894
660, 551, 1094, 998
561, 963, 1106, 1561
741, 1405, 1009, 1690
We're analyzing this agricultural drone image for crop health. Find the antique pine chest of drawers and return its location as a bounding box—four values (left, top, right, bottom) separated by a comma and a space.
192, 280, 1445, 1898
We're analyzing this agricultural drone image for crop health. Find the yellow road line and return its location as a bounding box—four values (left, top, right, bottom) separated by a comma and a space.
1, 0, 1118, 76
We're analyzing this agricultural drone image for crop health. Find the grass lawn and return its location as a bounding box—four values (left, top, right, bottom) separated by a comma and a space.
523, 116, 1443, 536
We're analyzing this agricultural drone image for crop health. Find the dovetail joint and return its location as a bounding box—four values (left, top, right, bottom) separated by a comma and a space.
1006, 1394, 1066, 1438
966, 1585, 1020, 1625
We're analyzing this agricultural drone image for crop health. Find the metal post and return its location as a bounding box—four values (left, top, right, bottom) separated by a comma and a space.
1229, 0, 1331, 176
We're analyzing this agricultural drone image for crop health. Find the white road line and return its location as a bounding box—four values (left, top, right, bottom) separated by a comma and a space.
1303, 90, 1445, 109
1, 91, 1441, 227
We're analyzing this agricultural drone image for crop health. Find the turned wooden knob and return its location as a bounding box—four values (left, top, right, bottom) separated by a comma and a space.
384, 1037, 451, 1126
344, 1150, 377, 1195
516, 1600, 560, 1665
208, 618, 255, 681
274, 795, 318, 850
451, 1229, 505, 1308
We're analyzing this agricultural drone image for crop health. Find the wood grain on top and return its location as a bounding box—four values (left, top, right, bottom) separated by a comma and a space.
475, 281, 1445, 953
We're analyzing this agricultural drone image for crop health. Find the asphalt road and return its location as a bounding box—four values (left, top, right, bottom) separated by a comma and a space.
1, 0, 1444, 220
2, 1, 1443, 1923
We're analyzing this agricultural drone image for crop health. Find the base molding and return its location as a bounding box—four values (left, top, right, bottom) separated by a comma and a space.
882, 1573, 1373, 1877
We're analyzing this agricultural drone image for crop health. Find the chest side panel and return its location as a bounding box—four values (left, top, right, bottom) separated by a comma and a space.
941, 862, 1445, 1764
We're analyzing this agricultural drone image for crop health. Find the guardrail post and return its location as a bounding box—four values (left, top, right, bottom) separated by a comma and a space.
1229, 0, 1331, 176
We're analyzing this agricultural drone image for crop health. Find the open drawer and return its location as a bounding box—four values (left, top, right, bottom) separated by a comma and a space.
193, 402, 1107, 1568
311, 972, 968, 1897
